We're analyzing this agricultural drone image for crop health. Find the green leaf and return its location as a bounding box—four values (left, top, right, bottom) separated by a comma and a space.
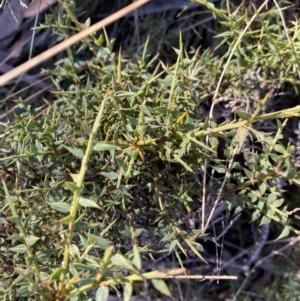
17, 285, 30, 297
89, 234, 111, 249
184, 239, 207, 263
26, 235, 40, 247
43, 126, 53, 135
47, 202, 70, 213
111, 254, 135, 270
273, 198, 284, 208
258, 182, 267, 195
0, 217, 8, 225
93, 142, 120, 151
26, 119, 36, 130
85, 17, 91, 28
79, 197, 102, 210
62, 145, 84, 158
169, 240, 177, 253
236, 127, 248, 150
139, 105, 152, 117
236, 110, 252, 120
260, 215, 270, 226
267, 193, 276, 203
133, 245, 141, 270
151, 279, 172, 297
213, 165, 226, 173
64, 181, 77, 192
274, 144, 286, 154
9, 244, 26, 254
123, 283, 133, 301
59, 214, 73, 224
276, 227, 290, 240
69, 175, 80, 185
100, 171, 119, 180
96, 34, 104, 46
69, 244, 81, 260
96, 287, 109, 301
116, 91, 136, 97
50, 267, 64, 282
6, 216, 19, 223
36, 249, 58, 262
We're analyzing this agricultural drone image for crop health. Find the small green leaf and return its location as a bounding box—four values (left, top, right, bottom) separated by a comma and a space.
9, 244, 26, 254
116, 91, 136, 97
169, 240, 177, 253
96, 287, 109, 301
260, 215, 270, 226
276, 227, 290, 240
267, 193, 276, 203
133, 245, 141, 270
69, 244, 81, 260
236, 110, 252, 120
50, 267, 64, 282
151, 279, 172, 297
257, 200, 264, 210
100, 171, 118, 180
93, 142, 120, 151
43, 126, 53, 135
17, 285, 30, 297
237, 127, 248, 150
274, 144, 286, 154
64, 181, 77, 192
62, 145, 84, 158
89, 234, 111, 249
36, 249, 58, 262
258, 182, 267, 195
85, 17, 91, 28
139, 105, 152, 117
26, 119, 36, 130
96, 34, 104, 46
0, 217, 8, 225
184, 239, 207, 263
213, 165, 226, 173
59, 214, 73, 224
47, 202, 70, 213
79, 197, 102, 210
69, 174, 80, 184
26, 235, 40, 247
111, 254, 135, 270
273, 198, 284, 208
6, 216, 19, 223
123, 283, 133, 301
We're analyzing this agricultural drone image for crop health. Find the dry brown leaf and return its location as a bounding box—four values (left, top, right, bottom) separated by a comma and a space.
23, 0, 57, 18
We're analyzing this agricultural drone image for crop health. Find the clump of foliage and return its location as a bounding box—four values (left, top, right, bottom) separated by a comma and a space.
1, 0, 300, 300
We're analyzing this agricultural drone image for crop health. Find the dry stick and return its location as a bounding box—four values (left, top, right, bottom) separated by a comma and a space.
0, 0, 152, 86
166, 275, 238, 280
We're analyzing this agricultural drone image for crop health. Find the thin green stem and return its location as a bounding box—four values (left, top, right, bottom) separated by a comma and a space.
60, 95, 107, 288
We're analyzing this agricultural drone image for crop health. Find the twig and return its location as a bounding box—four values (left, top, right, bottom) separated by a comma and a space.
166, 275, 238, 280
0, 0, 152, 86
